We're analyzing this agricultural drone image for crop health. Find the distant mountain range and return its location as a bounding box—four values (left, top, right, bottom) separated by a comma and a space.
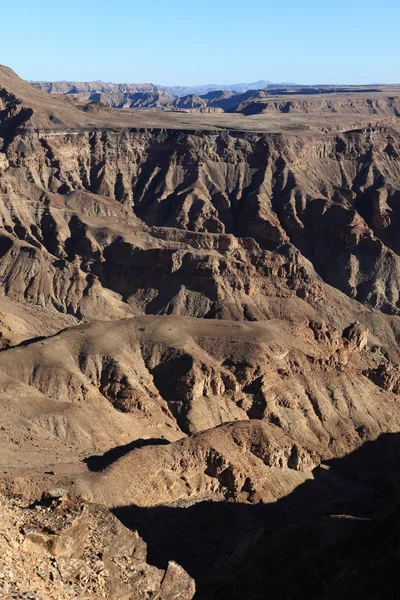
29, 79, 385, 115
161, 80, 298, 96
30, 81, 159, 95
31, 79, 299, 97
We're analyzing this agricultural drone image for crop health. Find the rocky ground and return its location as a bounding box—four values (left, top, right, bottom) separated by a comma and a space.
0, 490, 195, 599
1, 65, 400, 598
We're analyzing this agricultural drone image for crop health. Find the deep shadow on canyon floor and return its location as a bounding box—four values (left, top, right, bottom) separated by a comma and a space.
113, 433, 400, 600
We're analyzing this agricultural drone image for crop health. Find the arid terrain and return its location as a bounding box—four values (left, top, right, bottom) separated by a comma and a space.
1, 64, 400, 598
32, 78, 400, 117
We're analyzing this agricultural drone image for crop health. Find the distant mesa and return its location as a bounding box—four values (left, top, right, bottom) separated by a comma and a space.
29, 75, 394, 115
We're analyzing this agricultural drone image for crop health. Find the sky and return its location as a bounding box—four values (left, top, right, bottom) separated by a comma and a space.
3, 0, 399, 85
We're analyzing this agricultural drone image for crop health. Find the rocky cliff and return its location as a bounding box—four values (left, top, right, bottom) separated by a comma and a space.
2, 65, 400, 599
3, 124, 400, 319
31, 79, 400, 116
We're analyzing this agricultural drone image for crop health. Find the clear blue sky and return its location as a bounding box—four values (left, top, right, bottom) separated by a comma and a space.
4, 0, 400, 85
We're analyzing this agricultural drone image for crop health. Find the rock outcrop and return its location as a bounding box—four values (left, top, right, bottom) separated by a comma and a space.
0, 491, 195, 599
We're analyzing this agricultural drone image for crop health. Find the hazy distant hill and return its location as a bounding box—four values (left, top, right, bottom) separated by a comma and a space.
29, 78, 389, 114
31, 79, 299, 98
31, 80, 159, 94
161, 80, 298, 96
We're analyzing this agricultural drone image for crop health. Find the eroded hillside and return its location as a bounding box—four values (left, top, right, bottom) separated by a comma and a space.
1, 65, 400, 599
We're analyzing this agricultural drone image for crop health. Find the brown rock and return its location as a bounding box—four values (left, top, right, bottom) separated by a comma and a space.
342, 321, 369, 352
160, 561, 196, 600
103, 523, 147, 561
23, 500, 89, 559
2, 64, 400, 600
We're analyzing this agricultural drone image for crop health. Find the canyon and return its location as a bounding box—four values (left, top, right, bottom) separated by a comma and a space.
32, 78, 400, 116
1, 64, 400, 598
32, 81, 400, 116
